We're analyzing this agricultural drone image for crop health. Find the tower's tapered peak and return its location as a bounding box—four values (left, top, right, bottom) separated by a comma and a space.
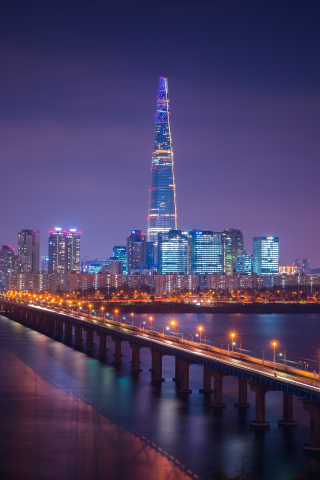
147, 77, 177, 243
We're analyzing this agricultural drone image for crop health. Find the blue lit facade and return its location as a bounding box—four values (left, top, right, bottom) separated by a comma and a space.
253, 237, 279, 275
158, 231, 188, 275
147, 78, 177, 243
190, 230, 223, 274
236, 249, 252, 275
113, 246, 127, 274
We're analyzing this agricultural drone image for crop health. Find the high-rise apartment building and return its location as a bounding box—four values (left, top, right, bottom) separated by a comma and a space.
190, 230, 223, 274
222, 229, 244, 275
302, 258, 310, 273
18, 229, 40, 273
158, 230, 189, 275
253, 237, 279, 275
113, 246, 127, 274
236, 249, 252, 275
127, 231, 147, 274
0, 245, 14, 290
147, 77, 177, 243
66, 229, 81, 272
293, 258, 300, 272
48, 228, 81, 274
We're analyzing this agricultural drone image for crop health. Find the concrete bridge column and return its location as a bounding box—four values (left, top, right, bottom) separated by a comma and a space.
64, 322, 73, 342
211, 371, 227, 408
130, 343, 142, 372
112, 337, 123, 364
73, 325, 83, 345
151, 350, 165, 381
250, 383, 271, 426
199, 365, 213, 393
303, 401, 320, 450
37, 314, 45, 331
46, 317, 55, 335
176, 358, 192, 393
26, 311, 32, 325
84, 328, 94, 350
278, 392, 297, 425
55, 319, 63, 337
173, 356, 181, 381
98, 332, 107, 357
234, 377, 250, 407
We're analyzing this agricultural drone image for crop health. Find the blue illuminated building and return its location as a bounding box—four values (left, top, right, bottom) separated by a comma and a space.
236, 249, 252, 275
147, 77, 177, 243
113, 246, 127, 274
190, 230, 223, 274
158, 231, 188, 275
253, 236, 279, 275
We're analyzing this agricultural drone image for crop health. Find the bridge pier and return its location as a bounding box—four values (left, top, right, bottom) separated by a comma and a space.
130, 343, 142, 372
211, 371, 227, 407
173, 356, 181, 381
234, 377, 250, 407
73, 325, 83, 345
84, 328, 94, 350
37, 313, 45, 331
112, 337, 123, 364
64, 322, 73, 342
250, 383, 271, 426
199, 365, 213, 393
97, 332, 107, 357
55, 319, 63, 338
303, 401, 320, 450
151, 350, 165, 381
176, 358, 192, 393
46, 317, 55, 335
278, 392, 297, 426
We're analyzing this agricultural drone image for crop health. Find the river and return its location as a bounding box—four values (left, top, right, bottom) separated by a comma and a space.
0, 312, 319, 479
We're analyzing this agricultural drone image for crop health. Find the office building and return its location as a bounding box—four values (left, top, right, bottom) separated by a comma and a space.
190, 230, 223, 274
101, 258, 123, 275
147, 77, 177, 243
146, 242, 154, 269
279, 266, 298, 275
302, 258, 310, 273
293, 258, 300, 272
236, 249, 252, 275
0, 246, 14, 290
113, 246, 127, 274
48, 228, 81, 274
66, 229, 81, 272
41, 256, 49, 273
18, 229, 40, 273
253, 236, 279, 275
222, 229, 244, 275
82, 259, 108, 274
158, 230, 189, 275
127, 230, 147, 274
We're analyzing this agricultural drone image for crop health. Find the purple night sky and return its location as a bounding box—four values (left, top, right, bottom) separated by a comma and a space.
1, 1, 320, 266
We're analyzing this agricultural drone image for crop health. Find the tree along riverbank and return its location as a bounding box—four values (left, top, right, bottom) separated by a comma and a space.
101, 302, 320, 315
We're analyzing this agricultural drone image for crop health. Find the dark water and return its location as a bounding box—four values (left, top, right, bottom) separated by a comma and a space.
1, 312, 320, 480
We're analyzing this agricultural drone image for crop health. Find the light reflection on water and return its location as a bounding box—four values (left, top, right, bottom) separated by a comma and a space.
0, 313, 320, 480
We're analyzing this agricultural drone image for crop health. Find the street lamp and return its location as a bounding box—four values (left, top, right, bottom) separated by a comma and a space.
198, 326, 203, 344
149, 316, 154, 332
131, 312, 134, 326
89, 304, 92, 317
115, 309, 119, 323
101, 306, 105, 320
171, 320, 177, 336
78, 302, 81, 316
272, 341, 277, 375
230, 332, 236, 352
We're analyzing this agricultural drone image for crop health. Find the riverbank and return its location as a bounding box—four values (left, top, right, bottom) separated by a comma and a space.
102, 302, 320, 314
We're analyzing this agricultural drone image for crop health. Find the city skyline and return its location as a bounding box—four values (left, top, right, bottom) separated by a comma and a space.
1, 2, 319, 267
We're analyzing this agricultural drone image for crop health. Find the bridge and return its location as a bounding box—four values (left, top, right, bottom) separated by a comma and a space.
2, 297, 320, 451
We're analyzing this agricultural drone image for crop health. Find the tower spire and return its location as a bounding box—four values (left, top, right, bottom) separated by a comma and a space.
147, 77, 177, 243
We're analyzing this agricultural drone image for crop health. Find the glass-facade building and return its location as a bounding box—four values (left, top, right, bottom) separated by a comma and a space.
158, 230, 188, 275
147, 77, 177, 243
190, 230, 223, 274
253, 236, 279, 275
222, 229, 244, 275
48, 228, 81, 274
113, 246, 127, 274
236, 249, 252, 275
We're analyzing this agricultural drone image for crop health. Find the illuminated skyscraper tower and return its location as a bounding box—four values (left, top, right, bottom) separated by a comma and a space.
147, 77, 177, 243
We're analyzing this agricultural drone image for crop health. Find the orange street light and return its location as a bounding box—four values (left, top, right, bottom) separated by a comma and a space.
230, 332, 236, 352
272, 341, 277, 374
171, 320, 178, 336
115, 309, 119, 322
89, 304, 92, 316
149, 316, 154, 332
101, 306, 105, 320
130, 312, 134, 326
198, 326, 203, 343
